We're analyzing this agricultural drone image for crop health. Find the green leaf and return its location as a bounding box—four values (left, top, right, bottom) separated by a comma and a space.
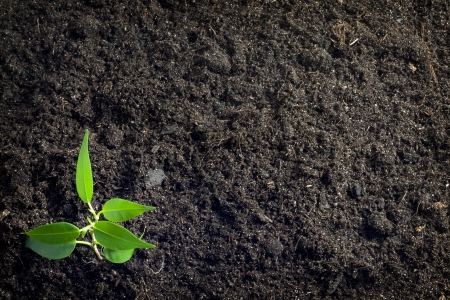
94, 221, 156, 250
102, 228, 147, 263
25, 237, 76, 260
101, 198, 155, 222
24, 222, 80, 244
76, 129, 93, 203
103, 248, 135, 264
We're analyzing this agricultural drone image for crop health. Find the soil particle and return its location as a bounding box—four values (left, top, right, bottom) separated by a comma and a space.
367, 211, 395, 235
265, 239, 283, 257
145, 169, 166, 189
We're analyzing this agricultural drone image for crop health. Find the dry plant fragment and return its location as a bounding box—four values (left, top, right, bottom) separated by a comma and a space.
332, 22, 354, 45
415, 225, 426, 233
434, 202, 448, 210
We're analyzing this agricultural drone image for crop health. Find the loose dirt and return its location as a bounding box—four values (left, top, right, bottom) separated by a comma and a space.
1, 0, 449, 299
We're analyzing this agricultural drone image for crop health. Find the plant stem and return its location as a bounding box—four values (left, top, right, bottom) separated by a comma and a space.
80, 203, 102, 260
87, 202, 99, 222
92, 244, 102, 260
77, 231, 102, 260
80, 224, 92, 233
76, 241, 92, 246
89, 229, 102, 260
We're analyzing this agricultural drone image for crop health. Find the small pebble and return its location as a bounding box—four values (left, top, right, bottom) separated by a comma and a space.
145, 169, 165, 189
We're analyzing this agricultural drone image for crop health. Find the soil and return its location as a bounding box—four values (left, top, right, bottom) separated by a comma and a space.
1, 0, 450, 299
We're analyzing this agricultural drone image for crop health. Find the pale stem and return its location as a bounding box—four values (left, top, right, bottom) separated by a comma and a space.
76, 241, 92, 247
87, 202, 99, 222
76, 227, 103, 260
80, 224, 91, 233
89, 229, 102, 260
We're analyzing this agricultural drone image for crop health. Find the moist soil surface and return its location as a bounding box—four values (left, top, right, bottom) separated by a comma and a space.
1, 0, 450, 299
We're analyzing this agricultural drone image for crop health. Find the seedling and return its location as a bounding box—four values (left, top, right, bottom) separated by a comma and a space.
23, 130, 156, 263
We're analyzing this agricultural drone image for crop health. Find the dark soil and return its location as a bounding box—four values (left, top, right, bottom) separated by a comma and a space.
1, 0, 450, 299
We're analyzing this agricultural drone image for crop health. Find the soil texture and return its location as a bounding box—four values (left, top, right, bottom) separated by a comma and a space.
1, 0, 450, 299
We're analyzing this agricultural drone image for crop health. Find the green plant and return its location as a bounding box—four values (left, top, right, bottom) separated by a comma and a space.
23, 130, 156, 263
